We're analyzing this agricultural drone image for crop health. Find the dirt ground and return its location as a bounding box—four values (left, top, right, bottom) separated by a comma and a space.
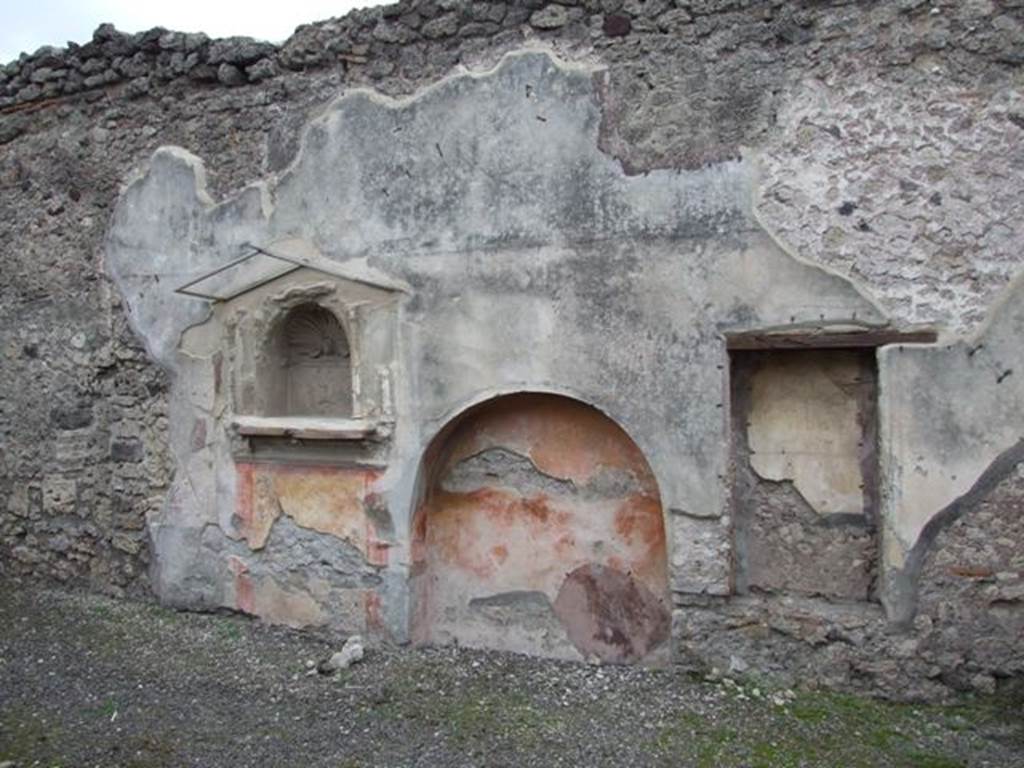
0, 581, 1020, 768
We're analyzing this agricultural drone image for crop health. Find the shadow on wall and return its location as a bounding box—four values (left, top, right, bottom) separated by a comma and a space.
410, 392, 670, 664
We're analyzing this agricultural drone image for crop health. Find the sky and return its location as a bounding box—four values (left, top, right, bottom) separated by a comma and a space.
1, 0, 387, 63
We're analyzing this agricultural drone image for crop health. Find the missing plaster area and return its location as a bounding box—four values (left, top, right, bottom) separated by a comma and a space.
440, 447, 645, 500
265, 303, 352, 417
242, 515, 381, 587
441, 448, 576, 496
730, 349, 879, 601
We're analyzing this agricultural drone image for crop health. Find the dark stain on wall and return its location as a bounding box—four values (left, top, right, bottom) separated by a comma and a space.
554, 562, 670, 663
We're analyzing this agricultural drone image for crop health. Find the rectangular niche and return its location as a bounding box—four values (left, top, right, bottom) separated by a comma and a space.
272, 302, 353, 418
729, 348, 878, 601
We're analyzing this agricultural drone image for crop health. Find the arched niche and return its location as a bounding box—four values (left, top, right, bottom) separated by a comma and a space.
264, 302, 353, 417
410, 392, 670, 664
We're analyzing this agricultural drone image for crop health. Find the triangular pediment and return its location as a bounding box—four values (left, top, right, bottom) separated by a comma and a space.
176, 237, 407, 302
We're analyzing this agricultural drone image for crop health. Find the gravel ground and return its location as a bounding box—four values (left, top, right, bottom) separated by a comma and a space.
0, 581, 1020, 768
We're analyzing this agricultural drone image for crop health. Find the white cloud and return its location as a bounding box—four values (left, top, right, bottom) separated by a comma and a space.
2, 0, 386, 63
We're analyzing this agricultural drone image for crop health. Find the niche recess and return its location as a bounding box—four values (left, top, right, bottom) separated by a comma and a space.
268, 302, 353, 418
725, 329, 935, 602
730, 347, 879, 600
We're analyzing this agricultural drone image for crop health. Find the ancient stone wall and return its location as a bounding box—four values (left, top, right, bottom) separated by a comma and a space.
1, 0, 1022, 696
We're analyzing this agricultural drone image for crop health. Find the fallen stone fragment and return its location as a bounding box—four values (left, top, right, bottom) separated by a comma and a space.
316, 635, 364, 674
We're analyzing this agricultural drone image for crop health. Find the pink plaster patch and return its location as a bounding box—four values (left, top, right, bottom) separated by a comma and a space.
235, 463, 255, 529
227, 556, 255, 615
365, 590, 385, 634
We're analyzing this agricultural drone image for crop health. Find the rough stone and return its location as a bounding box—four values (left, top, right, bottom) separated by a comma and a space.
216, 63, 246, 86
421, 12, 460, 38
320, 635, 366, 672
530, 5, 570, 29
245, 58, 278, 82
207, 37, 276, 66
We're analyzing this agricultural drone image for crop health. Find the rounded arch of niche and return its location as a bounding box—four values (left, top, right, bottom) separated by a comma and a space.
409, 391, 671, 664
259, 301, 353, 417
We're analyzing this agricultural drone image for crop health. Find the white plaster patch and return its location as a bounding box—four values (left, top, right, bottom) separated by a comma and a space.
747, 352, 867, 516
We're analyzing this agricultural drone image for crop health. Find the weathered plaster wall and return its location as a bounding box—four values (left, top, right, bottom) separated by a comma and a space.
100, 51, 889, 653
232, 462, 388, 631
756, 60, 1024, 335
745, 351, 872, 516
143, 261, 400, 632
1, 0, 1022, 696
678, 400, 1023, 699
